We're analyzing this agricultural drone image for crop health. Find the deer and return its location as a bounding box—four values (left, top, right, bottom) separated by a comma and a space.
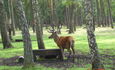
48, 30, 75, 61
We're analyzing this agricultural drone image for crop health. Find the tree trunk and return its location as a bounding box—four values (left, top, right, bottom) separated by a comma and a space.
9, 0, 15, 36
0, 0, 13, 49
32, 0, 45, 49
36, 23, 45, 49
106, 0, 114, 28
68, 5, 74, 34
96, 0, 101, 27
84, 0, 104, 69
30, 0, 36, 33
15, 0, 34, 67
100, 0, 106, 27
65, 7, 69, 29
3, 0, 13, 41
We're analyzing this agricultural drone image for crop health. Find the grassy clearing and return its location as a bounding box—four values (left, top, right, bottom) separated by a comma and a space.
0, 27, 115, 70
0, 66, 90, 70
0, 65, 59, 70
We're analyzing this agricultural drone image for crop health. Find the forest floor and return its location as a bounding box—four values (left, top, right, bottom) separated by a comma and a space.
0, 27, 115, 70
0, 51, 115, 70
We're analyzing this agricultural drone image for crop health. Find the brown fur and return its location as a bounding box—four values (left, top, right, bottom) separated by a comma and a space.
49, 32, 75, 59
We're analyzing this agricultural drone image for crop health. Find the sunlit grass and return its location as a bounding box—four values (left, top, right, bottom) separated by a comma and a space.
0, 65, 60, 70
0, 27, 115, 70
0, 27, 115, 57
0, 65, 91, 70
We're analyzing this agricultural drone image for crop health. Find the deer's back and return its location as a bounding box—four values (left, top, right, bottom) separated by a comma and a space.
57, 36, 74, 49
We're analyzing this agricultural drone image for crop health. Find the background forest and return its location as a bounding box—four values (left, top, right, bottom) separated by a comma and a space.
0, 0, 115, 70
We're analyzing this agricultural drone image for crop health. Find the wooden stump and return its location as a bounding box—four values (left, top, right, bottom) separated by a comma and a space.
33, 49, 64, 61
15, 39, 23, 42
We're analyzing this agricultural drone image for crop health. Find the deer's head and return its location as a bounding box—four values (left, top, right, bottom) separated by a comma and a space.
49, 31, 58, 39
47, 29, 58, 39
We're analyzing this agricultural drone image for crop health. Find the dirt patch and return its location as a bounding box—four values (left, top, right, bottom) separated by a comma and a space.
0, 52, 90, 68
0, 53, 115, 69
0, 56, 21, 66
0, 58, 5, 65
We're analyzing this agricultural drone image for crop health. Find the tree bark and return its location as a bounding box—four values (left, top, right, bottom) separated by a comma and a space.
32, 0, 45, 49
100, 0, 106, 27
9, 0, 15, 36
106, 0, 114, 28
15, 0, 34, 67
3, 0, 13, 41
30, 0, 36, 33
84, 0, 104, 69
68, 4, 74, 34
0, 0, 13, 49
96, 0, 101, 27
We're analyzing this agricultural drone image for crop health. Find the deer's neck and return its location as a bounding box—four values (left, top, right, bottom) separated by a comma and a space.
54, 35, 59, 43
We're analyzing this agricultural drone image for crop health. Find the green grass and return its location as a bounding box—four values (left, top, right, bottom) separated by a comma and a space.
0, 65, 59, 70
0, 27, 115, 70
0, 66, 90, 70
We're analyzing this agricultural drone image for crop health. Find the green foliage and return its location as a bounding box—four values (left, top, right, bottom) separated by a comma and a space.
62, 0, 81, 7
62, 0, 74, 6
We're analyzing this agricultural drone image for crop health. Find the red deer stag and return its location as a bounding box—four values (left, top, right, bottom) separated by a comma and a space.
48, 30, 75, 60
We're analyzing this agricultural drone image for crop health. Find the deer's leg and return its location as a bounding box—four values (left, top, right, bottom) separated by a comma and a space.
67, 49, 71, 58
59, 47, 64, 60
71, 47, 75, 55
60, 47, 64, 52
71, 40, 75, 55
71, 41, 75, 62
71, 47, 75, 62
